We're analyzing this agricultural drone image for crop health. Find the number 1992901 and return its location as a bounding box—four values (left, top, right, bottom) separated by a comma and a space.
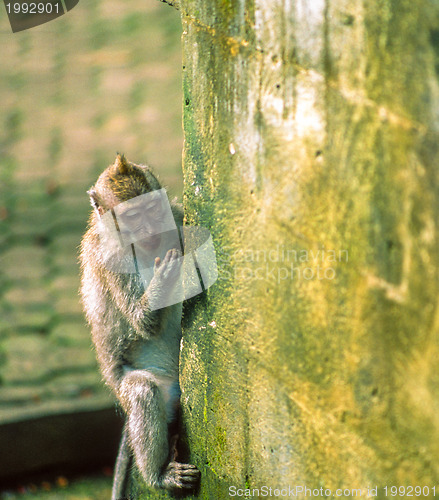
384, 486, 436, 496
5, 2, 60, 14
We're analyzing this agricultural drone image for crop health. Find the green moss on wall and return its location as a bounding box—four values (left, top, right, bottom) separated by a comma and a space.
135, 0, 439, 497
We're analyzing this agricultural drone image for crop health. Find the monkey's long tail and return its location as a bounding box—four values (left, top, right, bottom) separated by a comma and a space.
111, 426, 132, 500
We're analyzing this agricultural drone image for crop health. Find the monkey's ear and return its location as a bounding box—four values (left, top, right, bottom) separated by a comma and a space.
114, 153, 131, 175
87, 189, 105, 217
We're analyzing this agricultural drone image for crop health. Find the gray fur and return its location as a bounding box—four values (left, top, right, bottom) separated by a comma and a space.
79, 156, 200, 497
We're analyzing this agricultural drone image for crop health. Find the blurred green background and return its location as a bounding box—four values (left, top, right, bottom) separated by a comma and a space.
0, 0, 183, 496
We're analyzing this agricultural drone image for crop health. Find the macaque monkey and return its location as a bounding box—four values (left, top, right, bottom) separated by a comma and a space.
79, 154, 200, 499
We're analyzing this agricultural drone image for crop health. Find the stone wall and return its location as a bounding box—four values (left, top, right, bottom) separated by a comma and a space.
137, 0, 439, 497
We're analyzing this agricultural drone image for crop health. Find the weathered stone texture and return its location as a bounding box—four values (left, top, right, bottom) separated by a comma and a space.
136, 0, 439, 497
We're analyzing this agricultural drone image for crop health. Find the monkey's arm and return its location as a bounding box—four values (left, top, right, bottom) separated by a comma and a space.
105, 248, 182, 338
80, 231, 162, 340
104, 271, 162, 338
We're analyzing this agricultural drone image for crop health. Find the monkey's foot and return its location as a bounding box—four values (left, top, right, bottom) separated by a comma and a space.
160, 461, 200, 490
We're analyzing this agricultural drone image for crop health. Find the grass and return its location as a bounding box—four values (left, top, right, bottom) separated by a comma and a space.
1, 473, 113, 500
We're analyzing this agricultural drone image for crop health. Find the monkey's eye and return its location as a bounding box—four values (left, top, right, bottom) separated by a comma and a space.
146, 201, 161, 214
123, 210, 141, 219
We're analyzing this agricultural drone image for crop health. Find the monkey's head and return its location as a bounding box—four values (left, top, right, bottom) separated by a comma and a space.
88, 154, 162, 217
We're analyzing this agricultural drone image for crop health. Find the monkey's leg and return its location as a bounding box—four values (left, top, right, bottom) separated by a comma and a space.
119, 370, 199, 490
111, 426, 132, 500
119, 371, 168, 487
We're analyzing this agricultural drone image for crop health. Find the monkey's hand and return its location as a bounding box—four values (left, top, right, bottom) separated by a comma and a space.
159, 461, 200, 490
152, 248, 182, 286
143, 249, 183, 313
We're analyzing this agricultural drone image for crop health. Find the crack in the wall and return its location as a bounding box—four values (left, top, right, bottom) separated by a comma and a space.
364, 157, 417, 304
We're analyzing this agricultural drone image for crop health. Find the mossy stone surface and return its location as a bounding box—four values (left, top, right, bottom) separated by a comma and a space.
135, 0, 439, 497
